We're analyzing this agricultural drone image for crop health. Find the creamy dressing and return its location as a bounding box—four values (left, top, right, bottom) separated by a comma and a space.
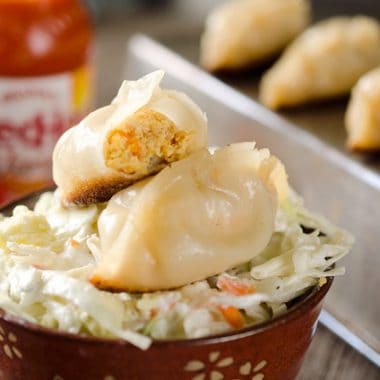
0, 190, 352, 349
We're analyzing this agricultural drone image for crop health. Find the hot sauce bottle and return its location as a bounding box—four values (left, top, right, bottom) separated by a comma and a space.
0, 0, 94, 205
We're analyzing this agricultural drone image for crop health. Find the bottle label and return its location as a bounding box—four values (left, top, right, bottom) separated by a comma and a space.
0, 65, 92, 204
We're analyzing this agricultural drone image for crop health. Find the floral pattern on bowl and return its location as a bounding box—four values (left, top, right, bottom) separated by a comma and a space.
184, 350, 267, 379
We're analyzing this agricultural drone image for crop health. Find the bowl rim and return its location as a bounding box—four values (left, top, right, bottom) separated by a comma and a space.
0, 190, 333, 349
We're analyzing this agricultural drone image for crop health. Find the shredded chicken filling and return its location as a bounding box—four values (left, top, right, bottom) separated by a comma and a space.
104, 108, 191, 175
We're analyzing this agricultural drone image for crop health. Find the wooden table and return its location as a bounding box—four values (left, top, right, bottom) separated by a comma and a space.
95, 12, 380, 380
298, 326, 379, 379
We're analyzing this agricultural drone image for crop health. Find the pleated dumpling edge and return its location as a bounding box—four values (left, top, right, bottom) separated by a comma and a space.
260, 16, 380, 109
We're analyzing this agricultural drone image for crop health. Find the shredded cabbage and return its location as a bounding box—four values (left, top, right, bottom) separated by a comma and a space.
0, 190, 353, 350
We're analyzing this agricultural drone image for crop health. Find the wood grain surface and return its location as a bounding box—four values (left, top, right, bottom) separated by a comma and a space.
298, 325, 379, 379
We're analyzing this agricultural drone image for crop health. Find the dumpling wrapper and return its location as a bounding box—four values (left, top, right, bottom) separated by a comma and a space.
260, 16, 380, 109
89, 143, 288, 292
346, 67, 380, 151
200, 0, 311, 72
53, 70, 208, 206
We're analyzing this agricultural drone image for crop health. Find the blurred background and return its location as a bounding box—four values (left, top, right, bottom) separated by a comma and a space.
87, 0, 380, 21
89, 0, 380, 104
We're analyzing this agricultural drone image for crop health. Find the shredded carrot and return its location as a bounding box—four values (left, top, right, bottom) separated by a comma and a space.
217, 275, 256, 296
219, 306, 245, 329
114, 130, 142, 158
70, 239, 80, 248
127, 137, 142, 157
150, 308, 158, 318
33, 263, 46, 270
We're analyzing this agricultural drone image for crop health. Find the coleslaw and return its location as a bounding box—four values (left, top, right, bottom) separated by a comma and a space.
0, 191, 353, 350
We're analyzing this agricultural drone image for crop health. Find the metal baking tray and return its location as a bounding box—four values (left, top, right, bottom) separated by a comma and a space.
159, 33, 380, 174
126, 35, 380, 365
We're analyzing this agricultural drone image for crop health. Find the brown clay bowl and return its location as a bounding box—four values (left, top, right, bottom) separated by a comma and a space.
0, 192, 333, 380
